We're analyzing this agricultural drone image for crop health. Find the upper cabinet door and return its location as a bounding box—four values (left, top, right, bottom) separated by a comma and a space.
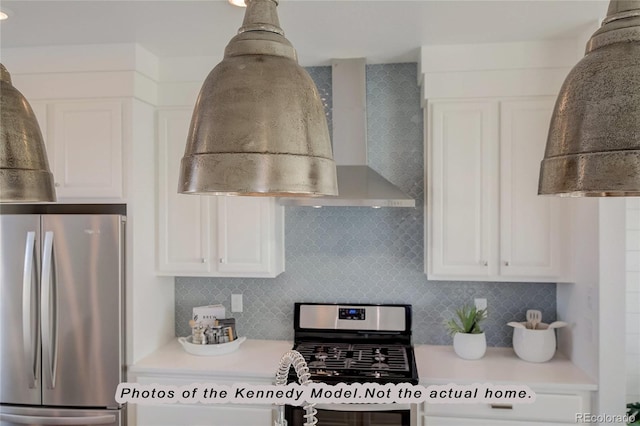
155, 108, 284, 278
217, 196, 284, 277
425, 97, 569, 282
429, 101, 498, 278
156, 109, 211, 275
51, 100, 123, 198
499, 99, 566, 278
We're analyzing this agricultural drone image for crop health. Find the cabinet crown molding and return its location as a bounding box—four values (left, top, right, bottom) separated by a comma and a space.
419, 39, 579, 100
2, 44, 159, 104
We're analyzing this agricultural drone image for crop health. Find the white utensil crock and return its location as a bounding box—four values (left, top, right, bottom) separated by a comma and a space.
511, 322, 565, 363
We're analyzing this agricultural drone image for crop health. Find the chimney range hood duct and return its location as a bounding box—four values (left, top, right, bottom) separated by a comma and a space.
280, 58, 415, 208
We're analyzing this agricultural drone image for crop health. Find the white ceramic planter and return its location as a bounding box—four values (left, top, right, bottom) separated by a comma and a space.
453, 332, 487, 360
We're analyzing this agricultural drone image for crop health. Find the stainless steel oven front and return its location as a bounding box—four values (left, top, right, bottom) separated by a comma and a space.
286, 304, 418, 426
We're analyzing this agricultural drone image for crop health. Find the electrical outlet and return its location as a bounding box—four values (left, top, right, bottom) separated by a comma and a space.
231, 294, 243, 313
474, 298, 487, 311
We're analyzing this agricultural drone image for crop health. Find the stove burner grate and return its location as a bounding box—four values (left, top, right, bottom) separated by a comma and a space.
294, 342, 410, 373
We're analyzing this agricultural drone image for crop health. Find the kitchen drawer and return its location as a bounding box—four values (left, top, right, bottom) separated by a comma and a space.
137, 404, 272, 426
133, 374, 274, 426
424, 391, 589, 423
424, 416, 576, 426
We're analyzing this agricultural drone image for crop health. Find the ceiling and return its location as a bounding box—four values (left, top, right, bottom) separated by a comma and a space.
0, 0, 609, 66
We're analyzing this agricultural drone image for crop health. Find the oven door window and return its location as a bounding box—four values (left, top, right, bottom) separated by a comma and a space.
286, 406, 410, 426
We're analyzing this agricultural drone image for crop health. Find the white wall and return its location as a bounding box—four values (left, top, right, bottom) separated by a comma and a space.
557, 198, 628, 422
557, 198, 599, 380
626, 199, 640, 405
597, 199, 627, 419
127, 98, 175, 364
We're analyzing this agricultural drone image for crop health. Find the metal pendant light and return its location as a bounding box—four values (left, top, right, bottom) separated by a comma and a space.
538, 0, 640, 197
0, 63, 56, 202
179, 0, 338, 197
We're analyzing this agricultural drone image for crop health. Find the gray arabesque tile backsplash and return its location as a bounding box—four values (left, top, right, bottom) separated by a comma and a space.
175, 63, 556, 347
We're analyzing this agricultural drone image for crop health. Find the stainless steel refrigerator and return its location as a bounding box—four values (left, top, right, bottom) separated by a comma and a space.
0, 209, 125, 426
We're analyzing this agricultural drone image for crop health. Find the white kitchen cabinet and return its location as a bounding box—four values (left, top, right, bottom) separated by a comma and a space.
499, 99, 566, 278
217, 195, 282, 275
421, 388, 591, 426
428, 101, 498, 278
136, 404, 272, 426
133, 375, 273, 426
156, 108, 284, 277
32, 100, 125, 200
426, 97, 568, 282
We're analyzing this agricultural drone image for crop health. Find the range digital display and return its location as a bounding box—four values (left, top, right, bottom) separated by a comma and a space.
339, 307, 366, 320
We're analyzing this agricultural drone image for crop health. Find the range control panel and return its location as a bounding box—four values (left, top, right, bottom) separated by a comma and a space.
298, 304, 408, 332
339, 307, 366, 320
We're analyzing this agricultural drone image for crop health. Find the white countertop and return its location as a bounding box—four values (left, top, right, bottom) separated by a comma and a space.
129, 339, 292, 380
415, 344, 597, 391
130, 339, 597, 391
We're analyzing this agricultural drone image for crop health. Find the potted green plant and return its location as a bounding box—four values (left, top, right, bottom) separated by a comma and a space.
446, 305, 488, 360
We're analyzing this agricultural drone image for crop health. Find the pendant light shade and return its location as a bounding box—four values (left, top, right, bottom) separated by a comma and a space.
538, 0, 640, 197
0, 63, 56, 202
179, 0, 338, 197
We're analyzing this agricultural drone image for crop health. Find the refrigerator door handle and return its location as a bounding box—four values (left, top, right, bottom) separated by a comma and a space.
0, 413, 116, 425
22, 231, 39, 389
41, 231, 58, 390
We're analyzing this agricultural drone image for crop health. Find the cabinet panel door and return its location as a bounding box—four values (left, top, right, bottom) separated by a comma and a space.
217, 196, 274, 275
499, 99, 565, 278
157, 109, 211, 274
137, 404, 273, 426
425, 390, 588, 423
429, 102, 498, 277
51, 100, 123, 198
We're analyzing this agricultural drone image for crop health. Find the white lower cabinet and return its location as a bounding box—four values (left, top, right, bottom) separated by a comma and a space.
156, 108, 284, 277
426, 97, 569, 282
137, 404, 272, 426
421, 389, 591, 426
133, 375, 273, 426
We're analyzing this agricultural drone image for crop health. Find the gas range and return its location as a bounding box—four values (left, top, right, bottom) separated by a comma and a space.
290, 303, 418, 385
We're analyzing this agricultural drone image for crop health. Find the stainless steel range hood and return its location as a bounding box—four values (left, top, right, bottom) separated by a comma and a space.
279, 58, 415, 208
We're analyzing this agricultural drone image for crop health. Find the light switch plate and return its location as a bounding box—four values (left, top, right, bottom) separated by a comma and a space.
231, 294, 243, 313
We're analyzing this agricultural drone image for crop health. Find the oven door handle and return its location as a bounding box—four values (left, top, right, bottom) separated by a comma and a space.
313, 403, 411, 412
